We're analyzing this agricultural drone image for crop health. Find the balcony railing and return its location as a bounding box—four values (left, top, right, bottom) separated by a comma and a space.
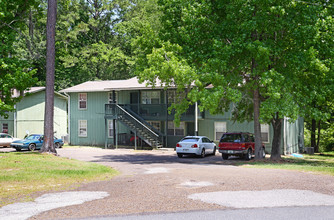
105, 103, 202, 121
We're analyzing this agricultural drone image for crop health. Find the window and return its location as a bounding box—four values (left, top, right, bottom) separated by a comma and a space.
215, 122, 226, 141
108, 92, 118, 104
167, 90, 185, 104
79, 93, 87, 109
108, 120, 114, 138
261, 124, 269, 143
78, 120, 87, 137
147, 121, 161, 131
2, 123, 8, 133
167, 121, 185, 136
141, 91, 160, 104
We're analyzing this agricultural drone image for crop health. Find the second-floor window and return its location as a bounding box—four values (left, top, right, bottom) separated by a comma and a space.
141, 91, 160, 104
79, 93, 87, 109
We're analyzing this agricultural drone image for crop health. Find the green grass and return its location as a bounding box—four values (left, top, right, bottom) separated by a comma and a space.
239, 152, 334, 176
0, 151, 118, 207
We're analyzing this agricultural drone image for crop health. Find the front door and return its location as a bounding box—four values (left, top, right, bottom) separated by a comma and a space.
130, 92, 139, 113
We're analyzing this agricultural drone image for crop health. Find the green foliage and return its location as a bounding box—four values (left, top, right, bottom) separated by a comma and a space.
0, 0, 38, 117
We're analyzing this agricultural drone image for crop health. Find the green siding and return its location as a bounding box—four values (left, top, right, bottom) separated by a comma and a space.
0, 112, 14, 136
66, 89, 303, 154
16, 91, 67, 139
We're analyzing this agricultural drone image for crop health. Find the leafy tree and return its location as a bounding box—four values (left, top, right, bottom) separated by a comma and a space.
15, 0, 135, 90
134, 0, 333, 159
0, 0, 38, 116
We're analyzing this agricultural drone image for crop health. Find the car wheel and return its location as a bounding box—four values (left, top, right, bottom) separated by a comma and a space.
222, 154, 228, 160
244, 148, 252, 160
16, 148, 21, 152
262, 147, 266, 158
55, 142, 61, 148
177, 153, 183, 158
200, 148, 205, 158
28, 144, 36, 151
212, 147, 216, 155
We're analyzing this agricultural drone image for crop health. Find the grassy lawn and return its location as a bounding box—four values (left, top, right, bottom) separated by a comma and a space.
0, 151, 118, 207
240, 152, 334, 176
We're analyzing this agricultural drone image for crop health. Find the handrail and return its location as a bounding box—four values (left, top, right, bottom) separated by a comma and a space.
120, 104, 164, 137
116, 104, 159, 138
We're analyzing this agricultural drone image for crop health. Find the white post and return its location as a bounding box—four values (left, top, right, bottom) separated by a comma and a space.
195, 102, 198, 136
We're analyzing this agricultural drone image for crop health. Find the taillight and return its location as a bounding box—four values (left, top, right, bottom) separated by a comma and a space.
176, 143, 181, 148
241, 143, 246, 149
191, 144, 198, 148
219, 142, 223, 148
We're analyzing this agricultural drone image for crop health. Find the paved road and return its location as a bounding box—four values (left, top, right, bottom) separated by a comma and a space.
1, 147, 334, 220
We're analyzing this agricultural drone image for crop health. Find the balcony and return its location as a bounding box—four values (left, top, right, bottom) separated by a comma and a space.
105, 103, 203, 121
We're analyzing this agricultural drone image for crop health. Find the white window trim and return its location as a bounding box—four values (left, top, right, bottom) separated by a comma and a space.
214, 121, 227, 141
78, 120, 87, 137
78, 93, 87, 110
108, 120, 114, 138
141, 91, 160, 104
168, 121, 185, 136
261, 124, 270, 143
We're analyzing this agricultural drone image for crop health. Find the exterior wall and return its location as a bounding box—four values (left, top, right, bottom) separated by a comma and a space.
66, 88, 303, 154
16, 91, 68, 139
0, 112, 14, 136
198, 110, 275, 153
69, 92, 108, 146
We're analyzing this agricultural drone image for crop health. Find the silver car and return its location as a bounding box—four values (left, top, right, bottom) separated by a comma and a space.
176, 136, 216, 158
0, 133, 20, 147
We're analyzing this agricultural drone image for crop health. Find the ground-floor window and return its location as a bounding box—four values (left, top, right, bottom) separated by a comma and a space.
167, 121, 185, 136
261, 124, 269, 143
78, 120, 87, 137
147, 121, 161, 131
108, 120, 114, 138
2, 123, 8, 133
215, 122, 226, 141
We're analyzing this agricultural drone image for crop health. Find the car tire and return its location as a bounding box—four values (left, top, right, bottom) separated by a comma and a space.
200, 148, 205, 158
212, 147, 216, 155
28, 144, 36, 151
177, 153, 183, 158
16, 148, 21, 152
222, 154, 228, 160
262, 147, 266, 158
244, 148, 252, 160
55, 142, 61, 148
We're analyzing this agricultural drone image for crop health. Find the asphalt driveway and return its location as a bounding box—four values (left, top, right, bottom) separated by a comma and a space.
1, 147, 334, 220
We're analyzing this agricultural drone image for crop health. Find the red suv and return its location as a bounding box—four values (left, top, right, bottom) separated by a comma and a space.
218, 132, 265, 160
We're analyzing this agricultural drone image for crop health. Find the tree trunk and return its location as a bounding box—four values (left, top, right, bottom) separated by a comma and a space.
40, 0, 57, 154
311, 119, 316, 149
270, 113, 282, 160
253, 85, 262, 159
315, 120, 321, 153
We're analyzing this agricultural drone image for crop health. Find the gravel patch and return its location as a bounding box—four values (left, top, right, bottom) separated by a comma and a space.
144, 167, 170, 174
189, 189, 334, 208
0, 191, 109, 220
180, 181, 214, 188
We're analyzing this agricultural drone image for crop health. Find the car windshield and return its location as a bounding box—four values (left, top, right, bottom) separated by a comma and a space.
220, 134, 243, 143
181, 137, 199, 142
25, 135, 41, 140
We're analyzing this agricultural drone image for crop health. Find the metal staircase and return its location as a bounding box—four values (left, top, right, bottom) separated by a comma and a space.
114, 104, 164, 148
